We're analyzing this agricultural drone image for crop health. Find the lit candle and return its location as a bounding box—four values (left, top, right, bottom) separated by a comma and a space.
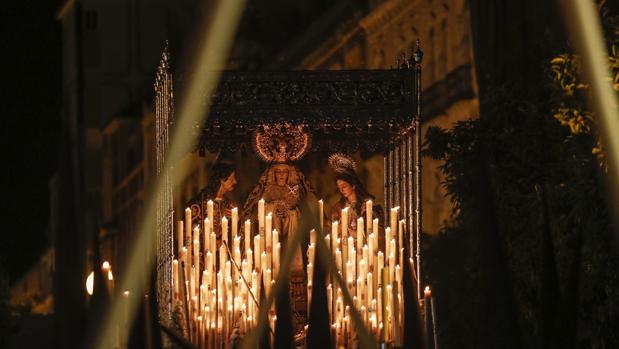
244, 220, 251, 253
369, 233, 376, 272
373, 218, 379, 238
254, 235, 261, 271
341, 207, 349, 239
310, 229, 316, 246
399, 219, 405, 262
377, 252, 384, 281
318, 199, 324, 228
210, 232, 216, 256
193, 239, 200, 287
231, 207, 238, 237
385, 227, 392, 259
258, 199, 265, 233
331, 221, 339, 253
204, 218, 211, 252
261, 252, 267, 279
194, 225, 201, 253
367, 272, 373, 309
177, 221, 184, 254
335, 249, 342, 272
357, 217, 364, 252
185, 207, 192, 248
265, 213, 272, 251
366, 200, 373, 234
173, 259, 180, 300
390, 207, 399, 237
221, 216, 228, 244
274, 242, 281, 279
207, 200, 214, 232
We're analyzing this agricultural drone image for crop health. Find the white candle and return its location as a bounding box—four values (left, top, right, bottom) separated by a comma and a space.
194, 226, 201, 255
318, 199, 324, 228
261, 252, 267, 278
265, 213, 272, 251
331, 221, 339, 253
341, 207, 349, 239
274, 242, 281, 279
244, 220, 251, 253
366, 200, 373, 234
385, 227, 392, 259
310, 229, 316, 246
231, 207, 238, 237
204, 218, 211, 252
254, 235, 261, 271
373, 218, 379, 238
357, 217, 364, 252
369, 233, 376, 272
390, 207, 399, 239
210, 232, 216, 255
172, 259, 179, 299
207, 200, 214, 232
258, 199, 265, 232
185, 207, 192, 247
221, 216, 228, 244
367, 272, 373, 309
177, 221, 184, 253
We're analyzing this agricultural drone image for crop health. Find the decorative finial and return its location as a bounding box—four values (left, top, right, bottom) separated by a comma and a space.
413, 39, 423, 64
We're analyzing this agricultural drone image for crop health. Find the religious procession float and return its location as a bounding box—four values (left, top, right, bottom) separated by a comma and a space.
152, 42, 436, 349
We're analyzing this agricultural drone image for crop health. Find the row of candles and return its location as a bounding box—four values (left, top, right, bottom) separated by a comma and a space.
170, 198, 411, 348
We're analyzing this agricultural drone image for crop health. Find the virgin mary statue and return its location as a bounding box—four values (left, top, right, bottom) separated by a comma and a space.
242, 124, 314, 335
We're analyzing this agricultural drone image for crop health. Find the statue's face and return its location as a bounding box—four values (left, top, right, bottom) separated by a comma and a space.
274, 165, 290, 186
220, 172, 237, 194
336, 179, 356, 200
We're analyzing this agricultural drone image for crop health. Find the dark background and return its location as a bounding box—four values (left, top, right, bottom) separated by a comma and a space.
0, 0, 62, 283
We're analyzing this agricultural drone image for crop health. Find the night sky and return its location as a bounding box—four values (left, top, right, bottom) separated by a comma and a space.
1, 1, 62, 282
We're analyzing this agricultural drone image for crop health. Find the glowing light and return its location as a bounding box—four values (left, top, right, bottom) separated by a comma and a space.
86, 271, 94, 295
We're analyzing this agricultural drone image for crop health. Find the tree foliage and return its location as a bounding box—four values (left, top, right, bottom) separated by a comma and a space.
423, 8, 619, 349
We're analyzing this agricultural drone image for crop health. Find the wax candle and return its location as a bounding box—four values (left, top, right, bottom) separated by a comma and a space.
372, 218, 379, 234
341, 207, 349, 239
331, 221, 339, 253
204, 218, 211, 252
177, 221, 184, 255
221, 216, 228, 244
381, 268, 389, 342
369, 233, 375, 272
258, 199, 265, 232
207, 200, 214, 232
367, 272, 373, 309
193, 239, 200, 287
310, 229, 316, 246
318, 199, 324, 228
390, 207, 399, 239
366, 200, 373, 234
246, 249, 253, 273
377, 252, 384, 282
357, 217, 364, 252
194, 225, 201, 252
265, 213, 272, 252
261, 252, 267, 278
210, 232, 216, 255
274, 242, 281, 278
335, 248, 342, 272
173, 259, 180, 300
244, 220, 251, 253
385, 227, 392, 259
254, 235, 261, 271
185, 207, 192, 246
231, 207, 238, 237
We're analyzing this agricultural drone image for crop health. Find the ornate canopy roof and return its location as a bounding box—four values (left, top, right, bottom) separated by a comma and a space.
175, 68, 418, 155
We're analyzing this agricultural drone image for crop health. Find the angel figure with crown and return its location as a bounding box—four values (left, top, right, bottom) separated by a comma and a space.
241, 123, 314, 334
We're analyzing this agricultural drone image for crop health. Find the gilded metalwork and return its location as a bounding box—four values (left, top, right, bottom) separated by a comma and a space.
155, 42, 175, 323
